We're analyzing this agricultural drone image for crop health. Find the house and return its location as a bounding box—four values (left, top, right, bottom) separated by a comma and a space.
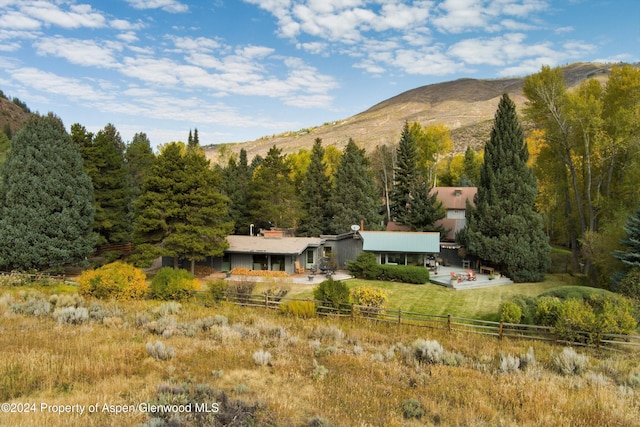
431, 187, 477, 241
215, 235, 325, 274
164, 233, 325, 274
358, 231, 440, 267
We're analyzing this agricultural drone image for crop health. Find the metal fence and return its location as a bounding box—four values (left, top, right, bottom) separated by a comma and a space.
223, 291, 640, 351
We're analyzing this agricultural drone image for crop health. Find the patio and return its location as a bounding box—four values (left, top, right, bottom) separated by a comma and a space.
430, 265, 513, 289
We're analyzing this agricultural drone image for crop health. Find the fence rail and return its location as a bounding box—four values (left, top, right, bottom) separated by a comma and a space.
222, 291, 640, 351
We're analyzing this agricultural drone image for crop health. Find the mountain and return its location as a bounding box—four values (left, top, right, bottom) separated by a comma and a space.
0, 93, 32, 139
204, 62, 615, 163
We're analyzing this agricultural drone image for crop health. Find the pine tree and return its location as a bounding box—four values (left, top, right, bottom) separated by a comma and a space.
329, 138, 382, 233
297, 138, 332, 236
221, 148, 253, 235
249, 145, 297, 229
0, 114, 95, 270
404, 177, 446, 234
125, 132, 155, 199
613, 202, 640, 269
391, 122, 418, 224
133, 142, 232, 272
77, 124, 133, 246
463, 93, 549, 282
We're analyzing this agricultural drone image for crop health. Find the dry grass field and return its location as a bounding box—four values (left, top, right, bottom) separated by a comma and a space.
1, 282, 639, 427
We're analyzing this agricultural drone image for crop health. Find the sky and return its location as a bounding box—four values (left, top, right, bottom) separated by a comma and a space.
0, 0, 638, 150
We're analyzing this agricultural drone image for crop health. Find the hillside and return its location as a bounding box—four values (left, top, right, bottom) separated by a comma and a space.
204, 62, 615, 162
0, 93, 32, 139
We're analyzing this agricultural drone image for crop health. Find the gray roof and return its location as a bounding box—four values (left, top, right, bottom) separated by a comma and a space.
225, 235, 324, 255
359, 231, 440, 253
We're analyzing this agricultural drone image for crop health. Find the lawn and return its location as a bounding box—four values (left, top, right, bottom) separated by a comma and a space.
287, 274, 575, 320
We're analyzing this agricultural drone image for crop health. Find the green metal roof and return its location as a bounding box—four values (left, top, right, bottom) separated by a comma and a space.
359, 231, 440, 253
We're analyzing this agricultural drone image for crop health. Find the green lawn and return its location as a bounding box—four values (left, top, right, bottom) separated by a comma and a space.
287, 274, 574, 320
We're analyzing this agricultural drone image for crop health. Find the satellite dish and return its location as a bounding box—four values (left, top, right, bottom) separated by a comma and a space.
350, 224, 360, 232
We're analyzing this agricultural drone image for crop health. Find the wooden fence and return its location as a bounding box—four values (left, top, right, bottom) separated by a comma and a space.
222, 291, 640, 351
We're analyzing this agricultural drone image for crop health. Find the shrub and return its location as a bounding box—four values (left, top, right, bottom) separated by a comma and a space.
554, 299, 598, 343
499, 301, 522, 324
499, 353, 521, 373
227, 280, 256, 304
313, 277, 349, 310
534, 296, 563, 326
207, 279, 228, 302
53, 306, 89, 325
349, 286, 388, 317
618, 268, 640, 300
347, 252, 381, 280
401, 398, 425, 420
0, 272, 30, 287
281, 300, 316, 318
146, 341, 175, 361
252, 350, 272, 366
312, 359, 328, 381
78, 261, 147, 301
553, 347, 589, 376
519, 347, 536, 370
309, 325, 345, 342
149, 267, 197, 301
588, 294, 638, 335
412, 339, 445, 365
379, 264, 429, 284
9, 296, 51, 317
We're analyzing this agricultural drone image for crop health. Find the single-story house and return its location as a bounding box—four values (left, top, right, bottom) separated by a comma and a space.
358, 231, 441, 267
215, 235, 325, 274
431, 187, 477, 241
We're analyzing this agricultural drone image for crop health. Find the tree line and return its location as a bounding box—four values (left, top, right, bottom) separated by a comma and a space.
0, 64, 638, 292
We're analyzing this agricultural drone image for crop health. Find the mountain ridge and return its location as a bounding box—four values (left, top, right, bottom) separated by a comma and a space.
204, 62, 619, 162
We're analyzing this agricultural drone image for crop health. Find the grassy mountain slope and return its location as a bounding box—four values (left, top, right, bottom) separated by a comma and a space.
205, 62, 616, 162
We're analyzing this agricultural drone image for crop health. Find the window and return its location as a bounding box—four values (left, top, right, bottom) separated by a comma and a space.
306, 249, 314, 264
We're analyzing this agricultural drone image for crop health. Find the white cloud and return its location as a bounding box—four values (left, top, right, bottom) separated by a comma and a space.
0, 10, 41, 29
21, 2, 107, 29
9, 67, 111, 101
34, 37, 120, 68
125, 0, 188, 13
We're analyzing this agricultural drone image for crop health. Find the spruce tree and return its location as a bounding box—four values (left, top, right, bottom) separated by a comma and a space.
297, 138, 332, 236
249, 145, 297, 229
391, 122, 418, 224
221, 148, 253, 235
404, 177, 446, 234
133, 142, 232, 272
613, 202, 640, 269
329, 138, 382, 233
0, 114, 95, 270
78, 124, 133, 246
463, 93, 549, 282
125, 132, 155, 199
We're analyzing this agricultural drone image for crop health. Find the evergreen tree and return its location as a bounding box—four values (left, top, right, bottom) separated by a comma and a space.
391, 122, 418, 224
463, 93, 549, 282
404, 177, 446, 234
0, 114, 95, 270
221, 148, 253, 235
133, 142, 232, 272
76, 123, 133, 246
329, 138, 382, 233
125, 132, 155, 199
613, 202, 640, 269
249, 145, 297, 229
297, 138, 332, 236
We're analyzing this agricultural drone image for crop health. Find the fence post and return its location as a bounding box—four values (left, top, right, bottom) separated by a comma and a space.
398, 308, 402, 325
265, 294, 269, 308
499, 321, 503, 340
351, 303, 355, 320
447, 314, 451, 333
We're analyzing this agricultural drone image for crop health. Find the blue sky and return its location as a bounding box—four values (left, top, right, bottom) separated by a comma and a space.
0, 0, 638, 149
